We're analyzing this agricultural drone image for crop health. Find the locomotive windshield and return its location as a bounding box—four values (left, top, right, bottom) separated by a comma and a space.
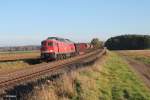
42, 41, 54, 46
48, 42, 53, 46
47, 37, 58, 40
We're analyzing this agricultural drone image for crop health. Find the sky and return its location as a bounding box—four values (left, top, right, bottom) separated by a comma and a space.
0, 0, 150, 46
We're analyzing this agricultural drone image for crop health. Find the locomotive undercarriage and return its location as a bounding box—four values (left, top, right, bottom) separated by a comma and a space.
41, 52, 77, 61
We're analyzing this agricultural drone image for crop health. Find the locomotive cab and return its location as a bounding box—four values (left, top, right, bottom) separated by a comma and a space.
41, 40, 58, 60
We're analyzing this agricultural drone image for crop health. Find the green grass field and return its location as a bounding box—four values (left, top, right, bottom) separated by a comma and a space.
75, 52, 150, 100
97, 52, 150, 100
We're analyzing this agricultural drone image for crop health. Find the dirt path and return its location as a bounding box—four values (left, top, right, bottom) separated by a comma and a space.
121, 56, 150, 89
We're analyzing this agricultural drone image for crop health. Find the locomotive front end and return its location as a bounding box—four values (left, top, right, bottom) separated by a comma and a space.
41, 40, 57, 60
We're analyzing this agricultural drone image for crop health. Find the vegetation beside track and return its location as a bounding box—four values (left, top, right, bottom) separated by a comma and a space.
24, 51, 150, 100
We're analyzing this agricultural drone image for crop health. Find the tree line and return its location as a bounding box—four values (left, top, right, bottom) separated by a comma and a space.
105, 34, 150, 50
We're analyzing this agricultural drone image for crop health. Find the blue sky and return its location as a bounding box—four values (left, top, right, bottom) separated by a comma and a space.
0, 0, 150, 46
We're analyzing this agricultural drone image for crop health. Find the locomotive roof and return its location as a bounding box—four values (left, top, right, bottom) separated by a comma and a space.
47, 37, 63, 41
64, 39, 74, 43
47, 37, 74, 43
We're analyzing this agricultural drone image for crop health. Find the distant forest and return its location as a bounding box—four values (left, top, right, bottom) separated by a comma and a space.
105, 35, 150, 50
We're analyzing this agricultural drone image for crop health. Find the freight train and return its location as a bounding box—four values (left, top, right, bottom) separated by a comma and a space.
41, 37, 91, 60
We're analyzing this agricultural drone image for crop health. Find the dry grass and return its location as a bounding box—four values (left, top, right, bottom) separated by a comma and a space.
0, 61, 30, 73
26, 71, 79, 100
54, 73, 76, 98
25, 55, 106, 100
26, 85, 58, 100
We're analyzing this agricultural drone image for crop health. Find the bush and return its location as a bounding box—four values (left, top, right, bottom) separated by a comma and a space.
91, 38, 103, 48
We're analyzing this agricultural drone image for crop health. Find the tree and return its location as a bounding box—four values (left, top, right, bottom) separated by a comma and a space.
91, 38, 103, 48
105, 34, 150, 50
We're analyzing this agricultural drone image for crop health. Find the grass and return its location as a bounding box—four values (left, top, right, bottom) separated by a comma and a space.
74, 52, 150, 100
98, 52, 150, 100
25, 51, 150, 100
0, 60, 30, 72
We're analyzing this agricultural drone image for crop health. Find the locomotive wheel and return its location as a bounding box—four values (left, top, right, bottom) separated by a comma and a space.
56, 55, 59, 61
60, 54, 63, 60
63, 54, 66, 59
63, 54, 65, 59
64, 54, 67, 59
59, 54, 61, 60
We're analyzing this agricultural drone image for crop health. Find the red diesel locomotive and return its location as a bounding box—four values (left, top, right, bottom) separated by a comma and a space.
41, 37, 91, 60
41, 37, 76, 60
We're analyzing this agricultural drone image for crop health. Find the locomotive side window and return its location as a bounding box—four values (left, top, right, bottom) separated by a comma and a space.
42, 41, 46, 46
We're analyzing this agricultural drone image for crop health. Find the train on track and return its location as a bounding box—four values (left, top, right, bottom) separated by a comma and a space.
41, 37, 93, 60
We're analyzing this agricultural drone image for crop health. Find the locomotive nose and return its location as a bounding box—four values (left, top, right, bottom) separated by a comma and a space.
49, 50, 53, 52
41, 47, 54, 53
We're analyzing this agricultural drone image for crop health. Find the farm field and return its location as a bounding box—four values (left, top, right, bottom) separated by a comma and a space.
0, 50, 41, 73
0, 50, 40, 61
116, 50, 150, 65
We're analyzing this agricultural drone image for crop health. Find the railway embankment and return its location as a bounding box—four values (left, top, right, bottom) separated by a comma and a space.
0, 49, 106, 99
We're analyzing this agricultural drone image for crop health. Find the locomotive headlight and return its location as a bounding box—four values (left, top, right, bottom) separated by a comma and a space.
50, 50, 53, 52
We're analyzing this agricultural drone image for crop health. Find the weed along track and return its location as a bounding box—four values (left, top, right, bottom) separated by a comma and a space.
0, 48, 106, 96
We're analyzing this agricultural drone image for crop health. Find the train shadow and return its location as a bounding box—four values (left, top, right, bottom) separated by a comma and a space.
0, 58, 42, 65
23, 58, 42, 65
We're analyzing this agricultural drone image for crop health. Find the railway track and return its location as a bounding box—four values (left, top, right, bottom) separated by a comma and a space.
0, 48, 106, 95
